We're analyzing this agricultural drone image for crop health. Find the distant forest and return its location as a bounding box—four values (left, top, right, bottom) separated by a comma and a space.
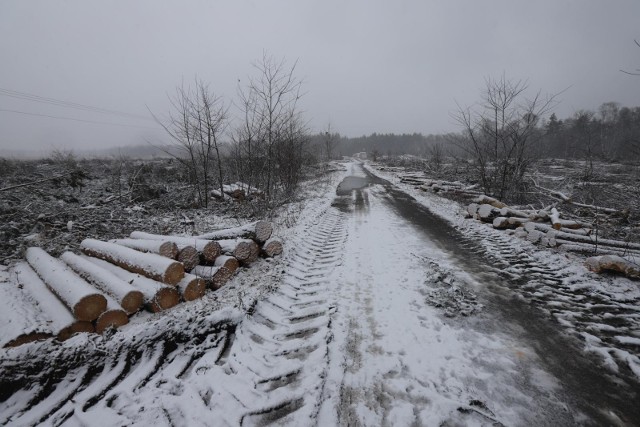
316, 102, 640, 162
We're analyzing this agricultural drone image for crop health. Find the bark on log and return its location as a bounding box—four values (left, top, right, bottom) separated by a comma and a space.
499, 207, 531, 218
95, 295, 129, 334
129, 231, 222, 263
0, 266, 53, 347
524, 221, 591, 237
80, 239, 184, 285
85, 257, 180, 313
177, 246, 199, 272
176, 273, 207, 301
26, 247, 107, 322
192, 265, 233, 290
262, 239, 284, 257
546, 230, 640, 251
585, 255, 640, 279
110, 238, 179, 259
477, 204, 500, 222
214, 255, 239, 274
217, 239, 260, 263
196, 221, 273, 244
493, 217, 531, 229
474, 195, 507, 209
12, 262, 94, 341
60, 252, 144, 315
557, 241, 640, 258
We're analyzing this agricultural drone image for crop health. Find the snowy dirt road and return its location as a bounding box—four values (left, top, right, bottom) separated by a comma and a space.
2, 161, 639, 426
315, 163, 640, 426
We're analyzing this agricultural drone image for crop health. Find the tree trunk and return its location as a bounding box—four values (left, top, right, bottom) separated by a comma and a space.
585, 255, 640, 279
0, 265, 54, 347
26, 247, 107, 322
196, 221, 273, 244
80, 239, 184, 285
129, 231, 222, 263
110, 238, 179, 259
12, 262, 94, 341
60, 252, 144, 315
85, 257, 180, 313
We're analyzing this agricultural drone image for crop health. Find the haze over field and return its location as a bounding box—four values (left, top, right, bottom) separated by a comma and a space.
0, 0, 639, 152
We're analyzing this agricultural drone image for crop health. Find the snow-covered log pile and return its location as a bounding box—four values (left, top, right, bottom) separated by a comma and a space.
0, 221, 283, 348
399, 174, 481, 197
466, 196, 640, 280
211, 182, 263, 200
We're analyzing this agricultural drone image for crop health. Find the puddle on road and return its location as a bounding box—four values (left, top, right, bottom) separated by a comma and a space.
336, 176, 369, 196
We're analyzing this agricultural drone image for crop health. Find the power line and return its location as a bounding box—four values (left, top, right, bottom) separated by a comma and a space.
0, 108, 159, 130
0, 87, 154, 121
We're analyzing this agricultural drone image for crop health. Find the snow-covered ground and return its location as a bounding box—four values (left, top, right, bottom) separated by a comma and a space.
1, 160, 639, 426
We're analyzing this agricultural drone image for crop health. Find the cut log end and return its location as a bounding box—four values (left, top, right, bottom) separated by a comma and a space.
163, 261, 186, 285
177, 246, 199, 272
262, 239, 283, 257
74, 294, 108, 322
147, 287, 180, 313
211, 266, 232, 290
254, 221, 273, 243
201, 241, 222, 263
181, 277, 207, 301
120, 290, 144, 315
95, 309, 129, 334
159, 241, 180, 259
215, 255, 239, 273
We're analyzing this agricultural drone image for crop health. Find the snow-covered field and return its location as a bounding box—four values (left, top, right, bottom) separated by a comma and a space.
1, 160, 639, 426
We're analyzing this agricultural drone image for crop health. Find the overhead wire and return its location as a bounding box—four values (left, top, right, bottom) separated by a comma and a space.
0, 108, 159, 130
0, 87, 154, 121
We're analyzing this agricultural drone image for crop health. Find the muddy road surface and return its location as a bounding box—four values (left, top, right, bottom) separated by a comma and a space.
1, 161, 638, 426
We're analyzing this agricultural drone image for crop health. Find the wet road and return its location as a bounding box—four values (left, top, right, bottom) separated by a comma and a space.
324, 162, 640, 426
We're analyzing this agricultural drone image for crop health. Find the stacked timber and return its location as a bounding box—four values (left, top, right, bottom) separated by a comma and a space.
26, 247, 107, 322
398, 175, 481, 197
128, 232, 222, 265
0, 220, 283, 348
60, 252, 144, 314
87, 257, 180, 313
3, 262, 94, 346
466, 195, 640, 279
81, 239, 185, 285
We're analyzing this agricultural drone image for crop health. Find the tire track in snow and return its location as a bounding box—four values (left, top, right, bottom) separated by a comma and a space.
233, 207, 347, 425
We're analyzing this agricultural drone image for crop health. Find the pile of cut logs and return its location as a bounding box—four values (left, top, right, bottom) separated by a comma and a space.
466, 196, 640, 279
211, 182, 263, 200
0, 221, 283, 348
399, 174, 481, 197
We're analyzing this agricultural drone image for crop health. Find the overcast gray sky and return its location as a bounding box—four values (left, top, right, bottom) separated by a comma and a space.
1, 0, 639, 153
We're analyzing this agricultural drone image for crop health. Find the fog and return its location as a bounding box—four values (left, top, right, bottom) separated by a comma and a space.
1, 0, 639, 153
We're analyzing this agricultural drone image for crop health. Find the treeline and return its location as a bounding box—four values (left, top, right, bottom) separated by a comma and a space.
311, 102, 640, 163
540, 103, 640, 161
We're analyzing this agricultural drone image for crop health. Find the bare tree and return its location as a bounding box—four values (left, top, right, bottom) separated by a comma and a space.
452, 75, 557, 201
621, 39, 640, 76
151, 79, 228, 207
233, 53, 308, 206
